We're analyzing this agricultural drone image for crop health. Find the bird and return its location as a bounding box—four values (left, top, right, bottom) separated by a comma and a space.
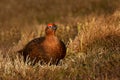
18, 24, 66, 65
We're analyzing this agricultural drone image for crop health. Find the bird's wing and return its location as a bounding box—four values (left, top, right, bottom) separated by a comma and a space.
17, 37, 45, 54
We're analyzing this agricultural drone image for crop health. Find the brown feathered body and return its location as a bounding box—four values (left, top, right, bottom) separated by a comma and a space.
19, 24, 66, 65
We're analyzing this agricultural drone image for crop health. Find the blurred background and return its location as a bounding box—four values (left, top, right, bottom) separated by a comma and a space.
0, 0, 120, 49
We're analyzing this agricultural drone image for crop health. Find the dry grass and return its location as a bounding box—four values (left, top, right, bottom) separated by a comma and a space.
69, 12, 120, 53
0, 0, 120, 80
0, 12, 120, 79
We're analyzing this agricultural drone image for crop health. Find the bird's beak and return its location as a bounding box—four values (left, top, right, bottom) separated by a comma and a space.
52, 26, 57, 30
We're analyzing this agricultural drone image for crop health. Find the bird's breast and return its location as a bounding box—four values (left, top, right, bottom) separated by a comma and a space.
42, 37, 62, 57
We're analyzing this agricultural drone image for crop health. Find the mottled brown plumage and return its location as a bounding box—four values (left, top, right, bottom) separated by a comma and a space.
19, 24, 66, 65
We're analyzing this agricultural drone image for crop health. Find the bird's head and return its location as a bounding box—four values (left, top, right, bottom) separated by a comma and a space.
45, 23, 57, 35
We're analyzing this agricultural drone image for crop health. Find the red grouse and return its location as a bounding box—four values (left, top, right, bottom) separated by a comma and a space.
19, 24, 66, 65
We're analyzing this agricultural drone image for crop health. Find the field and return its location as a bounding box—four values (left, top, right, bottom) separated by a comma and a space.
0, 0, 120, 80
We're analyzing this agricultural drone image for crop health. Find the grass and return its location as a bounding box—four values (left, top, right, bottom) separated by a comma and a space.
0, 0, 120, 80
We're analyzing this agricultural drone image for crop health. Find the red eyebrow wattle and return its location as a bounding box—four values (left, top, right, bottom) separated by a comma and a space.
47, 24, 53, 27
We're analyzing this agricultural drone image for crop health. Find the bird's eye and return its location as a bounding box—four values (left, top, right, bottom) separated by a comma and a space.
47, 24, 57, 30
48, 26, 52, 28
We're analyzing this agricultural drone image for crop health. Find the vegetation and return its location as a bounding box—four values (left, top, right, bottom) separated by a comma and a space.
0, 0, 120, 80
